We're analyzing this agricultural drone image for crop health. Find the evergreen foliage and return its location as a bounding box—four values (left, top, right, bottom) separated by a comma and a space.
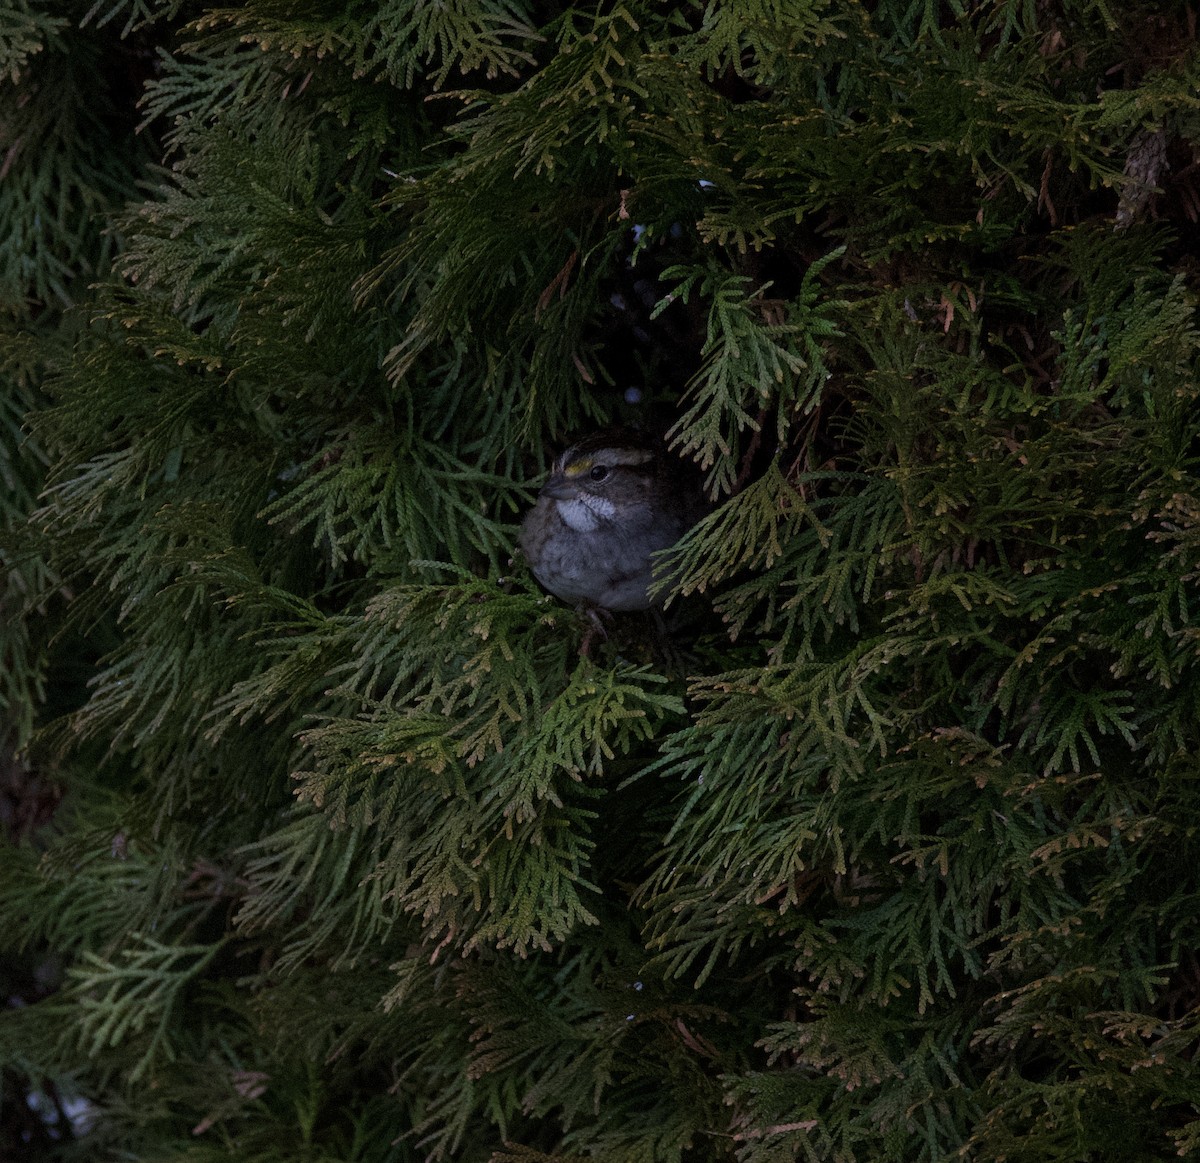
5, 0, 1200, 1159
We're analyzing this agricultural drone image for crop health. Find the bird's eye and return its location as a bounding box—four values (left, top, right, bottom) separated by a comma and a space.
590, 465, 609, 481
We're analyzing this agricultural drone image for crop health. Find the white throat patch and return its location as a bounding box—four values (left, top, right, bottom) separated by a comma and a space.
556, 494, 616, 532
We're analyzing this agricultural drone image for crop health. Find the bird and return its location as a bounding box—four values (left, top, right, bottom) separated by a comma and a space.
519, 428, 706, 612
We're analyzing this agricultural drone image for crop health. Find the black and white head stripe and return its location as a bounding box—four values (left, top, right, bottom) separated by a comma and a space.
560, 444, 655, 477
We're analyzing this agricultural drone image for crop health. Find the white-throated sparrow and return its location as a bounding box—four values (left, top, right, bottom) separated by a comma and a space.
520, 428, 706, 611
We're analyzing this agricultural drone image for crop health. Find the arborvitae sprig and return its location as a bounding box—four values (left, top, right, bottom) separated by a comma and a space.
658, 251, 845, 495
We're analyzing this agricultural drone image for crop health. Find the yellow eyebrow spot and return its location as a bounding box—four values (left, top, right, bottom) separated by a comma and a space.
563, 458, 593, 477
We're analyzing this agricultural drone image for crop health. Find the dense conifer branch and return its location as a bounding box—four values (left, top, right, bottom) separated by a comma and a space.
4, 0, 1200, 1159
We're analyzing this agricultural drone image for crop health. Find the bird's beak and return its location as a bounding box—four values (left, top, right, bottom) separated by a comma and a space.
539, 472, 579, 501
